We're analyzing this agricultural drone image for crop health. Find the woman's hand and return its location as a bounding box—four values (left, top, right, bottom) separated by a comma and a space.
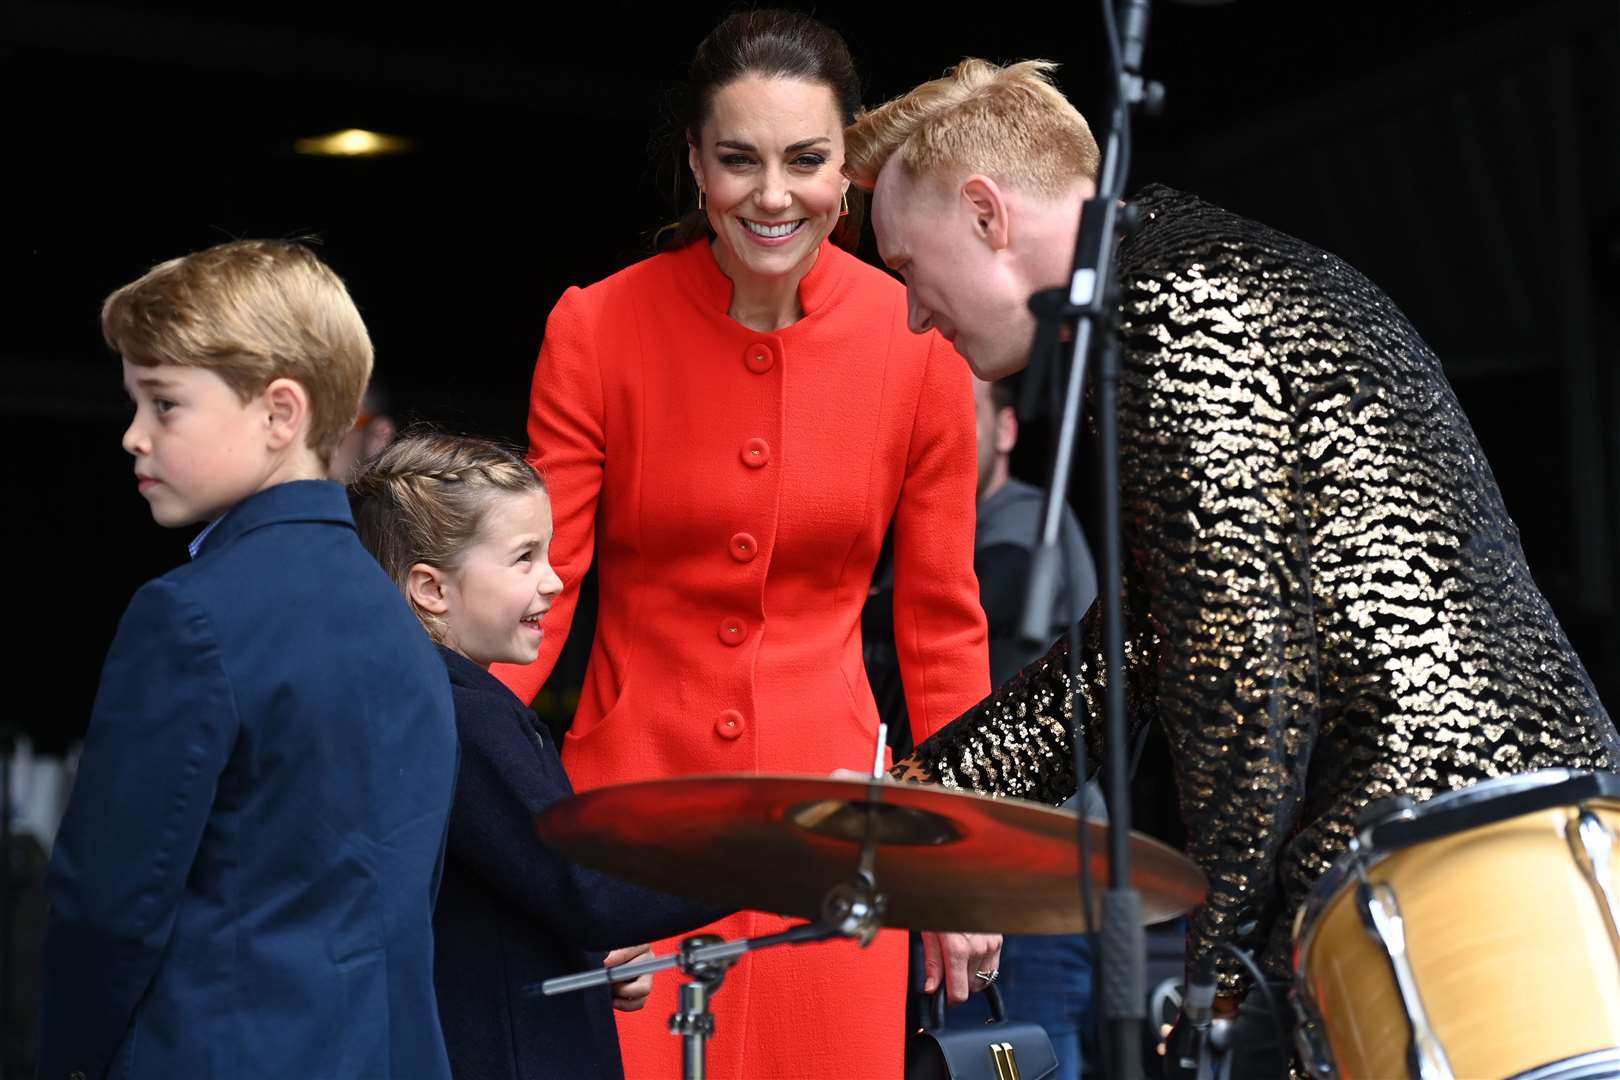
920, 931, 1002, 1005
826, 769, 993, 1002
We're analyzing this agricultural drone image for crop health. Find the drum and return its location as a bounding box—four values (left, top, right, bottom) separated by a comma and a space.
1293, 770, 1620, 1080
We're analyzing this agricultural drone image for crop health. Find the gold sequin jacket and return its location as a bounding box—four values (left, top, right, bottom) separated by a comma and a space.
901, 184, 1619, 990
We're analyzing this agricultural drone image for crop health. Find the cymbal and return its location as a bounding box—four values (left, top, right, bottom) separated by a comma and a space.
535, 775, 1205, 933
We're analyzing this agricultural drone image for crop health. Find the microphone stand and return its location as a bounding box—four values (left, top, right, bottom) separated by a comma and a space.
1017, 2, 1164, 1077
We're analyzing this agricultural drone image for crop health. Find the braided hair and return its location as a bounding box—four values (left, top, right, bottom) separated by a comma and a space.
348, 430, 546, 645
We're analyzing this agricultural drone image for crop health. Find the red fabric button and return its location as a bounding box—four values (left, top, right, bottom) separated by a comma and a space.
730, 532, 758, 563
717, 617, 749, 646
716, 709, 746, 739
740, 439, 770, 468
744, 342, 776, 374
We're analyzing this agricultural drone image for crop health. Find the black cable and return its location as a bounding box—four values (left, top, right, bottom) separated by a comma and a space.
1129, 713, 1153, 777
1215, 941, 1294, 1074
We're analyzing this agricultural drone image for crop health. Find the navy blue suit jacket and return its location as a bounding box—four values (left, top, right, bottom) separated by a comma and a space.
432, 646, 724, 1080
39, 481, 460, 1080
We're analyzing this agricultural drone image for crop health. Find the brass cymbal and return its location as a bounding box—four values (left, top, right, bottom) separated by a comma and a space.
535, 775, 1206, 933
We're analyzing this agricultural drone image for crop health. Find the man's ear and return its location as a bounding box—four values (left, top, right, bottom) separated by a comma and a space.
961, 175, 1011, 251
995, 405, 1018, 456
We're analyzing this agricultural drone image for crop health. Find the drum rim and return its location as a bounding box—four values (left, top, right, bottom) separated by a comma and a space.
1508, 1046, 1620, 1080
1291, 820, 1391, 1080
1291, 769, 1620, 1076
1293, 770, 1591, 974
1366, 769, 1620, 853
1407, 768, 1585, 818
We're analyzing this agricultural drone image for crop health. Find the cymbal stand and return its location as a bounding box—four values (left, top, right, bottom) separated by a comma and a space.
534, 727, 894, 1079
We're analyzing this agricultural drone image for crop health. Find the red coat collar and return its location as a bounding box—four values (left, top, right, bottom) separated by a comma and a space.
675, 237, 846, 323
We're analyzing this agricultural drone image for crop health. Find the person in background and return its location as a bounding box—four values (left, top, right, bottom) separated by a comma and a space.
329, 378, 398, 482
967, 373, 1096, 685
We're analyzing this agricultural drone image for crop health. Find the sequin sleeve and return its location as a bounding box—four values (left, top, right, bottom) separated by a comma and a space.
891, 581, 1161, 810
888, 632, 1082, 804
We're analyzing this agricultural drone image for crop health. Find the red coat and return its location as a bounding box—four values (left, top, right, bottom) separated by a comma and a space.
494, 238, 989, 1079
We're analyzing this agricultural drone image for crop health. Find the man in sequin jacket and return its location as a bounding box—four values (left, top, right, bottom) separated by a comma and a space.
844, 57, 1618, 1024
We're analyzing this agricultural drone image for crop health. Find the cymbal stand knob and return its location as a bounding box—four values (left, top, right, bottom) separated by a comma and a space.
670, 934, 730, 1080
822, 871, 887, 947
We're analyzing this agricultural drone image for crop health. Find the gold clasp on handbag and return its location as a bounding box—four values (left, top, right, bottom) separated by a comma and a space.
989, 1041, 1022, 1080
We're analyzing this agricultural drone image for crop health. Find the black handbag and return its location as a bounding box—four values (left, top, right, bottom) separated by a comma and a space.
904, 982, 1060, 1080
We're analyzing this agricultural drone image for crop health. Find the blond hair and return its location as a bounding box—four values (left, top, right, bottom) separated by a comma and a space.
101, 239, 373, 465
844, 59, 1100, 199
348, 431, 546, 646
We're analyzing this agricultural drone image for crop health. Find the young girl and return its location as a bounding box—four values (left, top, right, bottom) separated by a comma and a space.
349, 432, 724, 1080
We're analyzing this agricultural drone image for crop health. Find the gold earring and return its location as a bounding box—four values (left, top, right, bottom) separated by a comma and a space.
698, 190, 706, 211
839, 190, 850, 218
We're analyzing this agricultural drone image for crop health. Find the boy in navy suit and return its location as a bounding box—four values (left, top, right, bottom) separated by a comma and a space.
37, 240, 459, 1080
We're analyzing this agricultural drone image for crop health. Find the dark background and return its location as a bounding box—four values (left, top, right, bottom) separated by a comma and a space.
7, 0, 1619, 749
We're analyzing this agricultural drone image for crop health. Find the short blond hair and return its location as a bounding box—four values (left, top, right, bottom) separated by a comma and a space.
844, 59, 1100, 199
102, 239, 373, 464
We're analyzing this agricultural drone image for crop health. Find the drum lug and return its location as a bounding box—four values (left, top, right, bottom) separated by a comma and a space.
1357, 882, 1456, 1080
1566, 807, 1620, 963
1291, 1012, 1337, 1078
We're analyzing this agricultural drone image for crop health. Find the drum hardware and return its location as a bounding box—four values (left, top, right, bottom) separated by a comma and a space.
1164, 1012, 1236, 1080
531, 746, 1620, 1078
1171, 941, 1292, 1080
1295, 770, 1620, 1080
667, 935, 724, 1078
533, 723, 1205, 1077
1293, 1013, 1333, 1080
1167, 954, 1220, 1079
1355, 881, 1454, 1080
533, 726, 903, 1080
538, 916, 853, 1080
1567, 808, 1620, 959
1511, 1048, 1620, 1080
1195, 1018, 1236, 1080
543, 755, 1620, 1080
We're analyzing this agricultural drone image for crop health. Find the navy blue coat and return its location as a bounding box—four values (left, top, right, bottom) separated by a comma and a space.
39, 481, 459, 1080
432, 646, 724, 1080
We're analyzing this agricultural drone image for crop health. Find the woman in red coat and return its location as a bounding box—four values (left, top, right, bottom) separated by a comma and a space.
494, 11, 993, 1077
